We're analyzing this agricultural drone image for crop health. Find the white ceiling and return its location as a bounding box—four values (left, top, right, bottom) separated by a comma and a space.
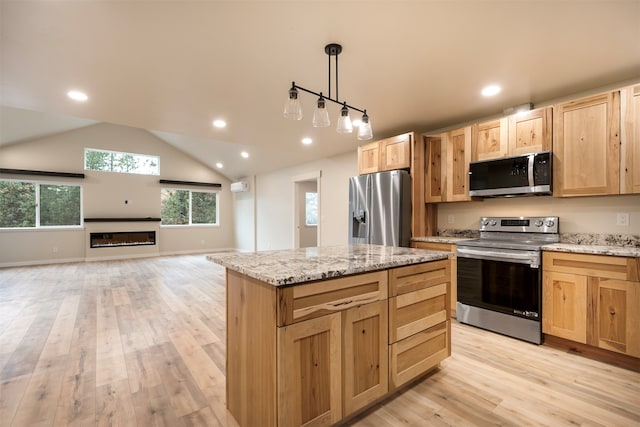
1, 1, 639, 181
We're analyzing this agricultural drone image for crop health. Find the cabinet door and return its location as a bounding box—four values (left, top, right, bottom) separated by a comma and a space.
425, 136, 444, 203
621, 85, 640, 194
358, 141, 380, 175
508, 107, 552, 155
472, 118, 508, 161
588, 277, 640, 358
342, 301, 388, 416
553, 91, 620, 197
277, 313, 342, 427
445, 127, 472, 201
542, 271, 587, 343
380, 133, 411, 171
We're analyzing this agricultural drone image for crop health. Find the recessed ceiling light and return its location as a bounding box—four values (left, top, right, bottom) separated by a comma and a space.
212, 119, 226, 128
216, 162, 223, 168
481, 85, 501, 97
67, 90, 88, 101
241, 151, 249, 158
302, 137, 312, 145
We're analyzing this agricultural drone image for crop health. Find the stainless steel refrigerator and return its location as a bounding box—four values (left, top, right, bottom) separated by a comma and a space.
348, 170, 411, 247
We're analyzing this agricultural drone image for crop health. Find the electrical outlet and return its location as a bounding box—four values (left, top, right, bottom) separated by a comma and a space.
616, 213, 629, 227
53, 246, 58, 253
447, 214, 455, 224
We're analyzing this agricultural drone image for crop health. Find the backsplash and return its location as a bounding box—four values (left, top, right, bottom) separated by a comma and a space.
437, 229, 479, 238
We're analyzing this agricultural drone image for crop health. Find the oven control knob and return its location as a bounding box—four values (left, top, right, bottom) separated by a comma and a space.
545, 220, 555, 227
534, 220, 544, 227
489, 220, 497, 226
482, 219, 490, 226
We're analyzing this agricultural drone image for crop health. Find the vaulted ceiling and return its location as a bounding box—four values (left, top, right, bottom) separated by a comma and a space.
1, 1, 639, 180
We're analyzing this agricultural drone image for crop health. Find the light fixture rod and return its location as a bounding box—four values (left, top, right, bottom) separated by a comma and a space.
291, 82, 365, 114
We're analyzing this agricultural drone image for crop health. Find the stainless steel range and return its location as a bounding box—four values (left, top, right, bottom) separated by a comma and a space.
456, 216, 559, 344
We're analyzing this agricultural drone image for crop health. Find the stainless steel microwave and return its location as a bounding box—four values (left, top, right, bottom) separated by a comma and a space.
468, 151, 552, 197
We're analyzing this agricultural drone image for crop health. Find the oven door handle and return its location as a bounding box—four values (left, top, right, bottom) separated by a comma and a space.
457, 247, 539, 267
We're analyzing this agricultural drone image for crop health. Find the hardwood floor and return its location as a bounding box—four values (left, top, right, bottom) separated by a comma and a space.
0, 255, 638, 426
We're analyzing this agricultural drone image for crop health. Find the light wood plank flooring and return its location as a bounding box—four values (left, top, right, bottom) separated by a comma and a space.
1, 255, 638, 426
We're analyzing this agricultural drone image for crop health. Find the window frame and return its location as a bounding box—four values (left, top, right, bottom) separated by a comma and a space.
0, 178, 84, 230
160, 187, 220, 227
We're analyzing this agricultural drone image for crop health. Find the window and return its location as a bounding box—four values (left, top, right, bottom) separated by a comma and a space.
85, 148, 160, 175
0, 180, 82, 228
161, 188, 218, 225
305, 192, 318, 226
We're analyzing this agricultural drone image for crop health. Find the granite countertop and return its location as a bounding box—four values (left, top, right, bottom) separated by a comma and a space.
207, 244, 452, 286
541, 243, 640, 258
412, 236, 475, 244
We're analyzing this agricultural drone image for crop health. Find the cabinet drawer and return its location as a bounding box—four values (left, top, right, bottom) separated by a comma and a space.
277, 271, 388, 326
389, 259, 450, 296
389, 321, 450, 390
389, 283, 448, 343
543, 251, 640, 281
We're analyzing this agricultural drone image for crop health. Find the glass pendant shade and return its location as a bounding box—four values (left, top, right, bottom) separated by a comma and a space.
357, 111, 373, 140
312, 96, 331, 127
336, 104, 353, 133
283, 87, 302, 120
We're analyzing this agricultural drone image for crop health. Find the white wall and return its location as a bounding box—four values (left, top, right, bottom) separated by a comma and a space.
437, 194, 640, 235
254, 151, 357, 251
0, 123, 235, 266
233, 175, 256, 252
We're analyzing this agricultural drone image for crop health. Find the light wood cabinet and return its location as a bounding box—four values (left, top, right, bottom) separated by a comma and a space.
357, 141, 379, 175
542, 270, 588, 343
472, 107, 552, 162
542, 251, 640, 358
342, 301, 388, 416
227, 259, 451, 426
411, 241, 458, 317
553, 91, 621, 197
357, 133, 411, 175
277, 313, 342, 426
388, 260, 451, 390
425, 126, 472, 203
621, 84, 640, 194
473, 118, 508, 161
508, 107, 552, 156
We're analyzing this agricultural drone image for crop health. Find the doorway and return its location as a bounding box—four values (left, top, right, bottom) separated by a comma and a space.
293, 172, 321, 248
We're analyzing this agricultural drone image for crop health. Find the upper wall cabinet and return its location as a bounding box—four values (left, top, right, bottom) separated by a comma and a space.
621, 84, 640, 194
472, 118, 508, 161
357, 133, 411, 175
553, 91, 621, 197
472, 107, 552, 161
508, 107, 553, 156
425, 126, 472, 203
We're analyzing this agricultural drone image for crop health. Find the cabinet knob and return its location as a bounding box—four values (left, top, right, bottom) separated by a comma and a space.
609, 308, 616, 316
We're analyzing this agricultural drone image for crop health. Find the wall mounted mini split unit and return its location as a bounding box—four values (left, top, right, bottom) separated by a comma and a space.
230, 181, 249, 193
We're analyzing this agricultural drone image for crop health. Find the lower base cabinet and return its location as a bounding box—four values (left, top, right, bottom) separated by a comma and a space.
226, 259, 452, 427
411, 241, 458, 317
542, 251, 640, 358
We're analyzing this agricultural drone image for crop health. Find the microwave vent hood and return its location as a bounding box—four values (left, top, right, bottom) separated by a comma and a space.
468, 151, 552, 197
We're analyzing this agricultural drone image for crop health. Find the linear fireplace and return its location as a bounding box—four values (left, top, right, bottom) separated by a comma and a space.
90, 231, 156, 248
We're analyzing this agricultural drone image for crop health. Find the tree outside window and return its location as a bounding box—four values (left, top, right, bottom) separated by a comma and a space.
161, 188, 218, 225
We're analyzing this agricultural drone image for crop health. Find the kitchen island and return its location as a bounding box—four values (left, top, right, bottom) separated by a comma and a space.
208, 244, 452, 427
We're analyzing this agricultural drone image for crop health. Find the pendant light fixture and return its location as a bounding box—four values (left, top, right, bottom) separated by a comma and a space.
284, 43, 373, 140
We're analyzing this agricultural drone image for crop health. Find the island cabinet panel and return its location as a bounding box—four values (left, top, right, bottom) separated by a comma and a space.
277, 313, 342, 427
277, 271, 388, 326
553, 91, 620, 197
342, 301, 389, 416
226, 270, 278, 427
411, 241, 458, 317
388, 260, 451, 390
